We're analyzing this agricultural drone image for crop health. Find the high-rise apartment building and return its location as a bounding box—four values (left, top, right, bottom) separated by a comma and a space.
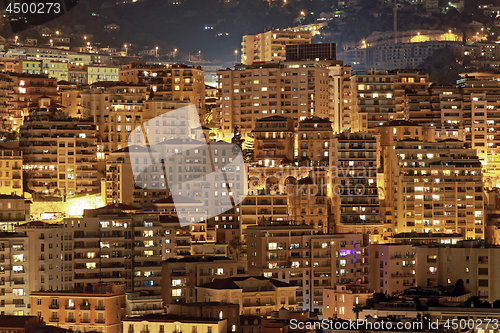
238, 193, 288, 241
0, 74, 14, 135
414, 241, 500, 302
216, 61, 331, 139
252, 115, 295, 166
386, 139, 484, 239
18, 222, 66, 293
349, 69, 429, 132
20, 108, 99, 197
297, 116, 332, 166
241, 30, 311, 65
0, 232, 31, 315
247, 221, 369, 312
62, 207, 165, 295
330, 133, 381, 240
369, 244, 416, 295
119, 62, 205, 117
287, 175, 329, 233
0, 146, 23, 196
8, 73, 58, 131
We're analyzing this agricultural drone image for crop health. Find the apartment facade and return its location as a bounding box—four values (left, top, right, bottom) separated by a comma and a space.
8, 73, 58, 131
123, 314, 227, 333
216, 61, 331, 139
349, 69, 429, 132
369, 244, 416, 296
386, 139, 484, 239
241, 30, 311, 65
0, 232, 31, 315
161, 256, 248, 305
322, 285, 373, 321
330, 133, 381, 240
252, 115, 294, 166
414, 242, 500, 302
247, 222, 369, 313
297, 116, 332, 166
0, 195, 30, 231
119, 62, 205, 117
30, 283, 126, 333
19, 108, 99, 197
0, 146, 23, 196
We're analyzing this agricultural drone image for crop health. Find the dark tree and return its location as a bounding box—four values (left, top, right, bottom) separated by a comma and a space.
453, 279, 466, 296
227, 236, 244, 260
231, 126, 244, 148
417, 47, 466, 85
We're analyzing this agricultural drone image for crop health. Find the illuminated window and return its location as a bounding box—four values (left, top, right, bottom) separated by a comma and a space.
12, 255, 23, 262
268, 242, 277, 250
13, 289, 24, 296
171, 279, 181, 287
171, 289, 182, 297
86, 263, 96, 269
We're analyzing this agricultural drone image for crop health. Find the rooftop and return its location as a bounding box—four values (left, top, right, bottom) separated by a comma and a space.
198, 276, 294, 290
123, 314, 223, 323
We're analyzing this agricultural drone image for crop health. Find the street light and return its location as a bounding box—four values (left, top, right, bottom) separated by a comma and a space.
198, 50, 201, 61
50, 39, 53, 47
56, 31, 60, 36
155, 46, 159, 57
234, 50, 238, 63
124, 44, 128, 56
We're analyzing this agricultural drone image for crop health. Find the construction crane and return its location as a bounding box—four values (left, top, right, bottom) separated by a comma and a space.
394, 1, 402, 44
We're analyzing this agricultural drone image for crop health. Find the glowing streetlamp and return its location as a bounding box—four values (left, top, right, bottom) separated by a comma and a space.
124, 44, 128, 56
14, 36, 18, 45
174, 48, 178, 58
155, 46, 158, 57
198, 50, 201, 61
56, 31, 60, 36
50, 39, 53, 47
84, 36, 87, 41
234, 49, 238, 63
